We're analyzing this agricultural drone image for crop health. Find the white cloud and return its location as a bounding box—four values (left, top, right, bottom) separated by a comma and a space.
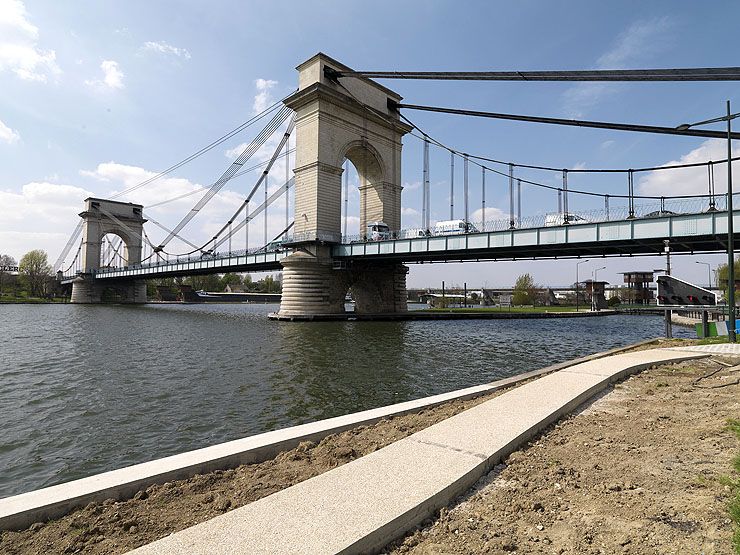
470, 206, 507, 223
139, 41, 191, 60
253, 78, 277, 114
0, 118, 20, 144
638, 139, 740, 197
0, 0, 61, 82
596, 16, 673, 69
77, 161, 294, 252
85, 60, 124, 90
562, 16, 674, 117
101, 60, 124, 89
0, 181, 93, 261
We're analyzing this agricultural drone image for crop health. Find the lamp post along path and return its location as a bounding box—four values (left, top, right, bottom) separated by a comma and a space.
727, 100, 735, 342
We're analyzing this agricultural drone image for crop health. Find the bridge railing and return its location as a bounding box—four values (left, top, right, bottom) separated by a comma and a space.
92, 244, 286, 275
87, 194, 728, 276
339, 195, 727, 243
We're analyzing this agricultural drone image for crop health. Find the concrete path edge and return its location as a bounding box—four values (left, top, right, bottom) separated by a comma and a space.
343, 356, 665, 554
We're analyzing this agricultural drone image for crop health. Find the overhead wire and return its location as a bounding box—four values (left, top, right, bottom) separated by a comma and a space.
109, 97, 290, 200
146, 148, 295, 209
328, 73, 729, 201
156, 105, 292, 248
146, 115, 296, 257
400, 112, 729, 200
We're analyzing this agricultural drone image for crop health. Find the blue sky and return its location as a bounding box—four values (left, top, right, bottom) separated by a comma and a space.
1, 0, 739, 288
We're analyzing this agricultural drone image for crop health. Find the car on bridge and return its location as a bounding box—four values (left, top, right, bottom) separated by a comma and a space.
544, 213, 590, 227
433, 220, 478, 235
401, 228, 432, 239
366, 221, 391, 241
258, 239, 288, 253
642, 209, 678, 218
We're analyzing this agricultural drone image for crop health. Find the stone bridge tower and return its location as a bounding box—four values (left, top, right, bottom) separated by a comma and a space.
276, 53, 413, 319
70, 197, 147, 303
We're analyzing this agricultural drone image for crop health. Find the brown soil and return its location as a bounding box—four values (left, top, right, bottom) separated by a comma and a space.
385, 355, 740, 555
0, 383, 516, 554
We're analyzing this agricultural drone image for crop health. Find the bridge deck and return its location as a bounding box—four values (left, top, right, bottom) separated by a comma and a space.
70, 209, 736, 282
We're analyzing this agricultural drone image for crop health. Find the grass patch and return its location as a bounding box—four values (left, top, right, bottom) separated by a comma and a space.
0, 295, 67, 303
694, 474, 709, 487
698, 336, 731, 345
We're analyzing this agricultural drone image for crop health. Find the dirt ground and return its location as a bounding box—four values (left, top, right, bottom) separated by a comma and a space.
0, 383, 512, 554
2, 341, 738, 554
384, 355, 740, 555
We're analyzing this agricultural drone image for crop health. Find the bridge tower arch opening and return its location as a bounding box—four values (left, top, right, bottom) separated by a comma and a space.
277, 53, 413, 319
70, 197, 148, 303
99, 232, 130, 269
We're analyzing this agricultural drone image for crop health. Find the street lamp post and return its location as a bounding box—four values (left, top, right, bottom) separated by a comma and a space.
576, 259, 589, 312
696, 261, 712, 289
664, 240, 672, 338
592, 266, 606, 311
677, 101, 739, 341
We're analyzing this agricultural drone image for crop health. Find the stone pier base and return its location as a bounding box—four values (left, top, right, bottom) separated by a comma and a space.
71, 275, 147, 304
275, 247, 408, 320
276, 247, 349, 318
351, 262, 408, 314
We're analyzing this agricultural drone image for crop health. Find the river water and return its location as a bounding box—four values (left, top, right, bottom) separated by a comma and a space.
0, 303, 692, 498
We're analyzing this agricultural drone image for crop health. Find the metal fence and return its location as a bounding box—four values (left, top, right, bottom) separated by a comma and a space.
339, 195, 727, 243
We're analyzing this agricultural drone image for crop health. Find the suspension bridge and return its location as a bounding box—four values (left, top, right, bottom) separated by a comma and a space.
53, 53, 740, 319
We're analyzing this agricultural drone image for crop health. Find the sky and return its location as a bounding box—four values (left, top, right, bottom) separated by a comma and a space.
1, 0, 740, 288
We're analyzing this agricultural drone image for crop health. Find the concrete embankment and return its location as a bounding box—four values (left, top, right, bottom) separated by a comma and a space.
128, 347, 705, 554
272, 309, 617, 321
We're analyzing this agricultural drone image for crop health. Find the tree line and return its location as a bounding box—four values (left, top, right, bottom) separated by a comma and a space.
0, 250, 58, 299
148, 273, 282, 297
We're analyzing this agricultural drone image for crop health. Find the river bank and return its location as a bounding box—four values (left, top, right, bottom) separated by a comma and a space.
0, 384, 514, 554
3, 305, 689, 500
4, 339, 739, 554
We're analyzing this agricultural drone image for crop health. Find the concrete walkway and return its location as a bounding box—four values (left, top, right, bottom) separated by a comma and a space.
129, 348, 706, 555
668, 343, 740, 355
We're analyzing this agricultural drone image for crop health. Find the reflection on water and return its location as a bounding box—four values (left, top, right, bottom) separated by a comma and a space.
0, 303, 691, 497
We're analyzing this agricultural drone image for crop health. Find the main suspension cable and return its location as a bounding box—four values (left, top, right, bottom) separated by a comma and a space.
334, 67, 740, 82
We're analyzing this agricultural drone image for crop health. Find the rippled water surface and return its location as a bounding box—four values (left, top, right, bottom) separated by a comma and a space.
0, 303, 692, 497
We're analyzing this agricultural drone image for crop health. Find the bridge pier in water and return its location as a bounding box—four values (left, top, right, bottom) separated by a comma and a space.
275, 53, 412, 319
278, 245, 408, 319
70, 198, 148, 304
